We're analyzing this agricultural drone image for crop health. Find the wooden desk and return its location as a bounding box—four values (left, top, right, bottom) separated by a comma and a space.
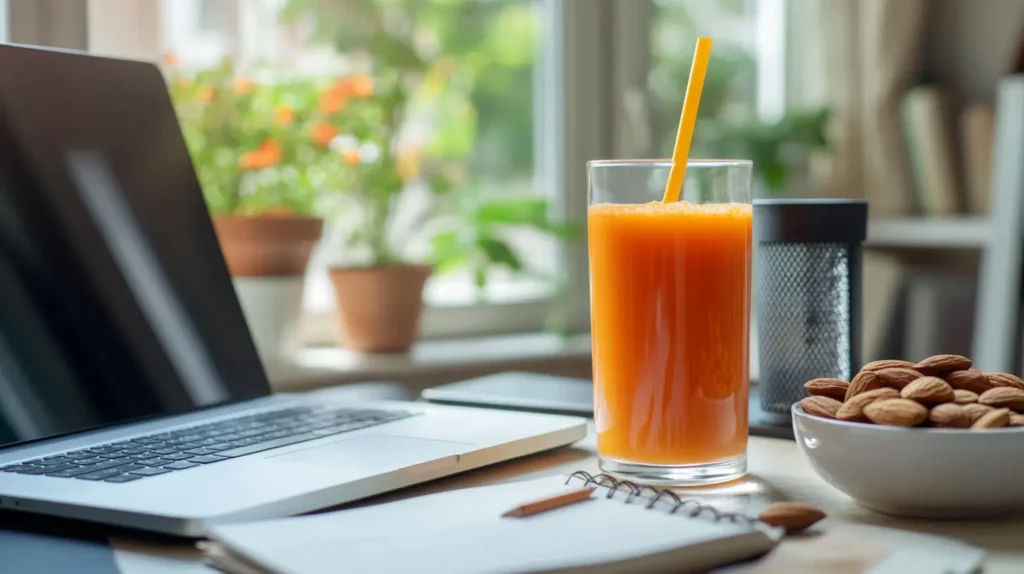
110, 430, 1024, 573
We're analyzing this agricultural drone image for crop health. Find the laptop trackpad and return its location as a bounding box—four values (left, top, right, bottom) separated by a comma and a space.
269, 434, 470, 477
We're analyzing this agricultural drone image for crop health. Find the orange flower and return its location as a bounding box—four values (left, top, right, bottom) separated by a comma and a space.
310, 123, 337, 147
348, 74, 374, 99
197, 86, 216, 104
233, 76, 255, 95
318, 89, 347, 114
274, 105, 296, 125
239, 139, 282, 170
162, 52, 179, 68
175, 77, 191, 90
330, 79, 352, 98
341, 148, 361, 166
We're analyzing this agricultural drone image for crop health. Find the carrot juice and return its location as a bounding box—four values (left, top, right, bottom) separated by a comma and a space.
588, 200, 752, 471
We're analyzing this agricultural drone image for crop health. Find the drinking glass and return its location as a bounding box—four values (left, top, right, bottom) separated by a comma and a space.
588, 159, 753, 485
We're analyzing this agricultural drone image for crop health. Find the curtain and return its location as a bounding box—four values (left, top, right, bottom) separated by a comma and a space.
822, 0, 928, 215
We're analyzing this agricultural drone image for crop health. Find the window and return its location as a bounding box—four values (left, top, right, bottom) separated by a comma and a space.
10, 0, 790, 344
83, 0, 557, 342
649, 0, 761, 156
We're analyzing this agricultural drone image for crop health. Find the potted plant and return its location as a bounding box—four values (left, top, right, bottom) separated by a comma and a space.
311, 69, 575, 352
163, 56, 341, 364
311, 70, 439, 353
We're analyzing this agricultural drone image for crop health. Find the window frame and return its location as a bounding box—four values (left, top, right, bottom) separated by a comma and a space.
13, 0, 796, 345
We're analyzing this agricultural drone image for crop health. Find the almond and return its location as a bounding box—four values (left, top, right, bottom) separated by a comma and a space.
799, 396, 842, 419
860, 359, 917, 372
876, 367, 924, 390
962, 403, 995, 424
971, 408, 1011, 430
900, 376, 955, 405
803, 378, 850, 401
928, 403, 971, 428
952, 389, 979, 404
835, 388, 900, 422
757, 502, 826, 533
864, 399, 928, 427
845, 371, 882, 401
945, 369, 997, 394
986, 372, 1024, 392
978, 387, 1024, 411
915, 354, 971, 376
1010, 414, 1024, 427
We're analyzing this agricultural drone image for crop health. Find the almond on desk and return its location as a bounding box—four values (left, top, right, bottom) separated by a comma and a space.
757, 502, 826, 533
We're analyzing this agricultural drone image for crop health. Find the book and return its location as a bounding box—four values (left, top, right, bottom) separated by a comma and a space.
960, 101, 995, 214
202, 472, 783, 574
901, 86, 964, 215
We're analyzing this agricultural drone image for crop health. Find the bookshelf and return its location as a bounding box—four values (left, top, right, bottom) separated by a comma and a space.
865, 76, 1024, 374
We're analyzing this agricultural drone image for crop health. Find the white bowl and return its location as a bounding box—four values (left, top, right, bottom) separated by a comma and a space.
792, 403, 1024, 518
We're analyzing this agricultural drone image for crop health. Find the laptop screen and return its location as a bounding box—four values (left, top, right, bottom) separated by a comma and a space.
0, 45, 272, 448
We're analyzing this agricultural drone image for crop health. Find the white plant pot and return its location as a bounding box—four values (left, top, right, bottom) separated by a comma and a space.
232, 275, 307, 369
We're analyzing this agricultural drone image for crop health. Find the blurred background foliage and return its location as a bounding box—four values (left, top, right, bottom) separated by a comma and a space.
167, 58, 339, 216
281, 0, 537, 182
650, 0, 829, 195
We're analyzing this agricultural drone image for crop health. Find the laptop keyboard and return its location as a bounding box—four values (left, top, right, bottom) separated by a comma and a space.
0, 406, 414, 484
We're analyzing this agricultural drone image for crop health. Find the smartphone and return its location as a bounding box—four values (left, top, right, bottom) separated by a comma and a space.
423, 372, 794, 439
421, 372, 593, 417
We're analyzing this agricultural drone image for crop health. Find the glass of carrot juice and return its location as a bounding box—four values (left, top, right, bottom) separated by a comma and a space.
588, 159, 753, 485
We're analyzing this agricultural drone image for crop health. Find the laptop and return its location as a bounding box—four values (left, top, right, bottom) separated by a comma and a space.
0, 44, 586, 537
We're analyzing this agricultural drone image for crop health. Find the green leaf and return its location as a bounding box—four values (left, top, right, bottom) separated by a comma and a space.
477, 237, 522, 271
431, 230, 468, 273
427, 173, 455, 195
476, 196, 547, 226
547, 221, 582, 240
761, 161, 788, 191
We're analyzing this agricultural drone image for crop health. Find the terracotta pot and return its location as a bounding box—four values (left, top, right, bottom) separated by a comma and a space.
212, 215, 323, 277
328, 264, 432, 353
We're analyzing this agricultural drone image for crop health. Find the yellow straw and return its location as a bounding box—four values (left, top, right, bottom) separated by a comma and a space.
662, 37, 713, 203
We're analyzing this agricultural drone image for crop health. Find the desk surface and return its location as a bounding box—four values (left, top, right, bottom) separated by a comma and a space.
93, 430, 1024, 572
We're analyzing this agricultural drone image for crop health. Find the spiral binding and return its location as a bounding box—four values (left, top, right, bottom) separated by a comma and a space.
565, 471, 758, 526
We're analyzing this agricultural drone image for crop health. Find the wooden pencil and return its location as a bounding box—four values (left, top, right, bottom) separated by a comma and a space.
501, 487, 596, 518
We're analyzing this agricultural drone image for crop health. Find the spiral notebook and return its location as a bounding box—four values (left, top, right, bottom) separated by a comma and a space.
202, 472, 783, 574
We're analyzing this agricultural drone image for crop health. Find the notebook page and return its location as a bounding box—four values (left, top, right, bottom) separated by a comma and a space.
210, 476, 775, 574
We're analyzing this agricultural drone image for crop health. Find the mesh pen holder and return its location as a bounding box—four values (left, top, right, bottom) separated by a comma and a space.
754, 199, 867, 423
